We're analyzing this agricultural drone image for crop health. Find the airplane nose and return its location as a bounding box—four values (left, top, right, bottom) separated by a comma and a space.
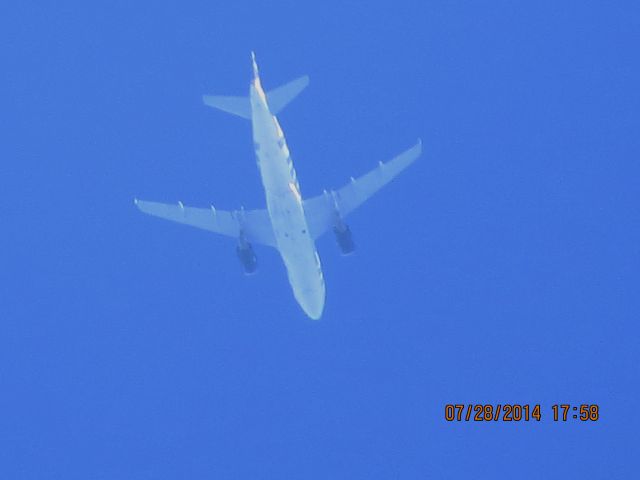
303, 301, 324, 320
296, 287, 325, 320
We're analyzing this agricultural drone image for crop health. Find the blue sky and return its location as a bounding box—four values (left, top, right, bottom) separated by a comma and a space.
2, 1, 639, 478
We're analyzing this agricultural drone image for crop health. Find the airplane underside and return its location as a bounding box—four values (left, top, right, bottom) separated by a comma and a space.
135, 52, 421, 320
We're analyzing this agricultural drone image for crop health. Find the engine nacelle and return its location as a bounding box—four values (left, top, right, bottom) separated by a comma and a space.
333, 224, 355, 255
236, 240, 257, 274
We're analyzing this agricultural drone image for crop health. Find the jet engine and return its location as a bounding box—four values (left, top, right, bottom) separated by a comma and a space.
333, 223, 355, 255
236, 237, 257, 274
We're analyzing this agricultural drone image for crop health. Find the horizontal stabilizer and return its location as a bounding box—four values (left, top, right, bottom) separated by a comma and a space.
267, 76, 309, 114
202, 75, 309, 119
202, 95, 251, 119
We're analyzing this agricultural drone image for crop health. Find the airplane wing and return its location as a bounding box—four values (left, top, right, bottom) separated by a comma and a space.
134, 199, 278, 248
302, 140, 422, 240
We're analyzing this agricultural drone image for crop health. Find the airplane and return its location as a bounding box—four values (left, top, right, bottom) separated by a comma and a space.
135, 53, 421, 320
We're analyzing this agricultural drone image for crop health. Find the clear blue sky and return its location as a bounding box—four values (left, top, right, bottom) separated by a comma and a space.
2, 1, 639, 478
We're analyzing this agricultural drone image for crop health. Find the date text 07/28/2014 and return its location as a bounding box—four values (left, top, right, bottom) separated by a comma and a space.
444, 404, 600, 422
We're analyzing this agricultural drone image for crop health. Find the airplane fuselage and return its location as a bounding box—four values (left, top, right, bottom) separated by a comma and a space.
249, 77, 325, 319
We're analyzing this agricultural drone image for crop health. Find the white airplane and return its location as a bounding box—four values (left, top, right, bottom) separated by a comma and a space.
135, 53, 421, 319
